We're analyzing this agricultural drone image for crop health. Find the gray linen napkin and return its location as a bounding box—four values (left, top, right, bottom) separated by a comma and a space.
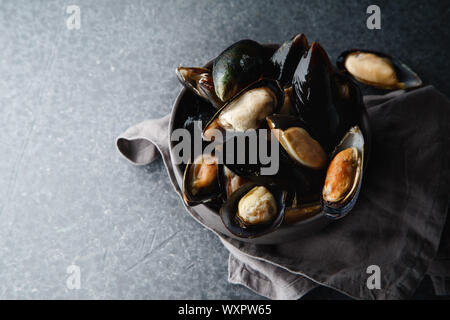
116, 86, 450, 300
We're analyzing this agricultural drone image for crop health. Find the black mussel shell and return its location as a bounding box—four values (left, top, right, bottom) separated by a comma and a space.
268, 33, 309, 88
336, 49, 423, 90
266, 114, 327, 192
330, 72, 362, 138
220, 182, 289, 238
176, 67, 223, 109
292, 42, 336, 151
279, 87, 297, 115
219, 130, 281, 185
213, 39, 268, 102
219, 130, 315, 193
292, 42, 359, 152
182, 155, 222, 206
203, 78, 284, 141
322, 126, 365, 219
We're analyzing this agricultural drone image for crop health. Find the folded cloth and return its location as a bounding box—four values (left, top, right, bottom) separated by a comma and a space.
116, 86, 450, 300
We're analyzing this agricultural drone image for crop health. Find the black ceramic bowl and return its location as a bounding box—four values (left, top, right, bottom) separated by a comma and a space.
169, 44, 371, 244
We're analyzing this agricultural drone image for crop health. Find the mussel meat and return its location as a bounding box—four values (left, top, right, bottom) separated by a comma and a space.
237, 186, 278, 225
336, 50, 422, 90
322, 126, 364, 219
323, 147, 359, 202
220, 182, 288, 238
267, 114, 327, 170
213, 39, 267, 102
183, 154, 221, 206
203, 79, 284, 141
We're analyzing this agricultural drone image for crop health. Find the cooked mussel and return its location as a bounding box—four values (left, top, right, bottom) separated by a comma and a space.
284, 191, 322, 224
220, 182, 288, 238
218, 164, 250, 199
292, 42, 340, 151
267, 114, 327, 170
203, 79, 284, 141
293, 42, 359, 152
336, 50, 422, 90
213, 39, 267, 102
268, 33, 309, 87
176, 67, 223, 108
322, 126, 364, 219
183, 154, 221, 206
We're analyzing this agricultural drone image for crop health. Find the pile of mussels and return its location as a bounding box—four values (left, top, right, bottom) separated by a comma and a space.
176, 34, 422, 239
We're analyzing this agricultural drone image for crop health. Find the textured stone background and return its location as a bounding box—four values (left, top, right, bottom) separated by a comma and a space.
0, 0, 448, 299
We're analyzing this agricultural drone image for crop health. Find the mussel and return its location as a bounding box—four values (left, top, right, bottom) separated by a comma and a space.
279, 87, 296, 115
336, 50, 422, 90
218, 127, 315, 193
220, 182, 289, 238
266, 114, 327, 170
218, 130, 280, 184
213, 40, 267, 102
176, 67, 223, 108
203, 79, 284, 141
183, 154, 221, 206
284, 191, 322, 224
218, 164, 250, 199
322, 126, 364, 219
268, 33, 309, 88
292, 42, 359, 152
284, 203, 322, 224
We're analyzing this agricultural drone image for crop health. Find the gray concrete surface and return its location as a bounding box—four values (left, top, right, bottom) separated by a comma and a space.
0, 0, 448, 299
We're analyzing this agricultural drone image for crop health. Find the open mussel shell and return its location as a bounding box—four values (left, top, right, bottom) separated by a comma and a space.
203, 79, 284, 141
217, 163, 250, 200
176, 67, 223, 108
213, 39, 268, 102
336, 49, 423, 90
220, 182, 289, 238
176, 67, 210, 97
266, 114, 327, 171
322, 126, 364, 219
268, 33, 309, 88
182, 154, 221, 206
284, 191, 322, 224
266, 114, 328, 193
